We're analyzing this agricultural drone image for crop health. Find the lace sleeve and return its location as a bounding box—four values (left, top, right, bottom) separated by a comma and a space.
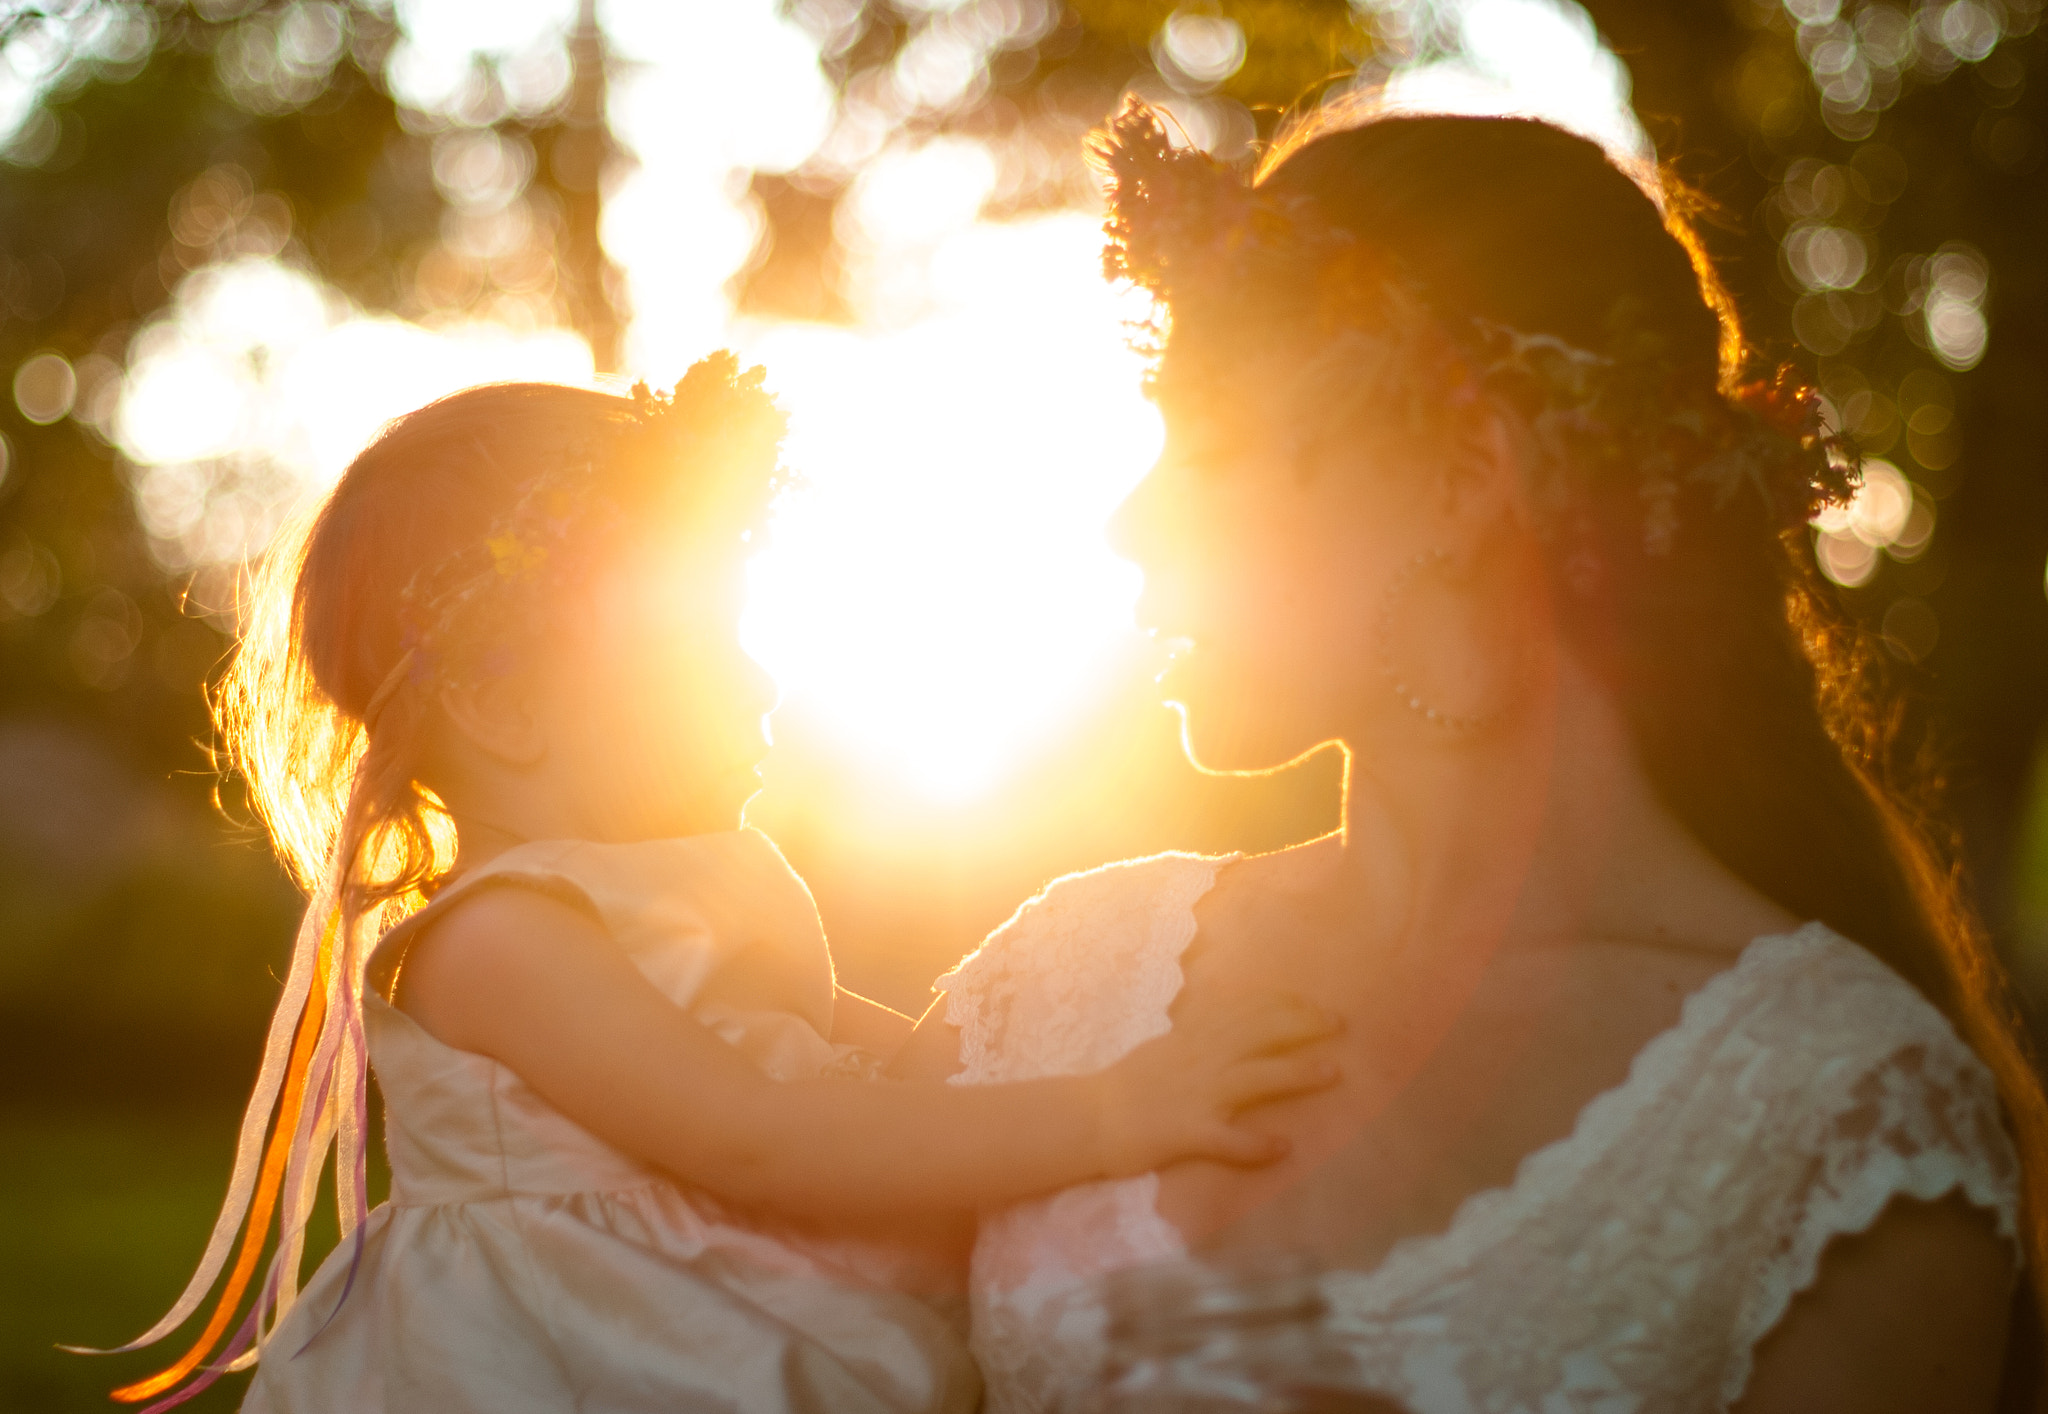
935, 853, 1227, 1087
1724, 957, 2022, 1404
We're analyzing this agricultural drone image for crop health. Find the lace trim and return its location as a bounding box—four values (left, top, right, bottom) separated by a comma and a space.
1327, 927, 1834, 1315
940, 855, 1229, 1414
1315, 925, 2021, 1409
937, 852, 1233, 1086
1717, 1037, 2021, 1404
958, 875, 2023, 1414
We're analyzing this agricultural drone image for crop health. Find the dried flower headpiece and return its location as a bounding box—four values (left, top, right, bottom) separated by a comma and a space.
366, 351, 788, 721
1092, 101, 1857, 559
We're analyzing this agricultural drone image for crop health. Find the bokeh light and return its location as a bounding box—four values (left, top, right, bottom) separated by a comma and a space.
1812, 458, 1931, 588
13, 351, 75, 425
100, 0, 1646, 802
115, 258, 591, 597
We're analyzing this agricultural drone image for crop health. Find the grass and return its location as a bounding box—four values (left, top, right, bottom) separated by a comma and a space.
0, 1103, 386, 1414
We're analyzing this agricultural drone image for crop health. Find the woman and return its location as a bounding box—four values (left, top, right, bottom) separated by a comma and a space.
896, 102, 2045, 1412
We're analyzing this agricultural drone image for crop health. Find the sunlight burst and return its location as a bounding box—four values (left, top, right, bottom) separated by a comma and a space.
741, 213, 1162, 801
108, 0, 1645, 803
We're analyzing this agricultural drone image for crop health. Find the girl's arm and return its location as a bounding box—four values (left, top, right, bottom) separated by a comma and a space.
400, 887, 1339, 1220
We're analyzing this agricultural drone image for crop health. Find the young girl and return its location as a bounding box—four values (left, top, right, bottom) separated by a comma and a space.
84, 355, 1340, 1413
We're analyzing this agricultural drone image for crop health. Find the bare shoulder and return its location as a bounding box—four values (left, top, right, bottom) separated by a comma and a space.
1734, 1193, 2017, 1414
396, 883, 610, 1046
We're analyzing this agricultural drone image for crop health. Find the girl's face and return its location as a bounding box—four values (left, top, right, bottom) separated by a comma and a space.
536, 541, 778, 841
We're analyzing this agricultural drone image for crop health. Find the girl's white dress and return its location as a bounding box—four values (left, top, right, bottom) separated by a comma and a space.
939, 851, 2024, 1414
242, 829, 980, 1414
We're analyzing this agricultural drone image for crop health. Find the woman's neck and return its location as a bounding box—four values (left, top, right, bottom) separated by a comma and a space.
1333, 652, 1793, 962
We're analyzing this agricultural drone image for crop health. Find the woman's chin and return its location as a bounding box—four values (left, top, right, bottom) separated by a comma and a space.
1165, 696, 1323, 778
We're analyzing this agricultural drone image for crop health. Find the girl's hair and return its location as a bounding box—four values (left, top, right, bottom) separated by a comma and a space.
94, 363, 782, 1409
225, 382, 642, 917
1238, 106, 2048, 1322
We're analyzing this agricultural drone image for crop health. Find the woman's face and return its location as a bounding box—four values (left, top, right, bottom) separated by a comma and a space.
539, 541, 778, 841
1110, 374, 1539, 773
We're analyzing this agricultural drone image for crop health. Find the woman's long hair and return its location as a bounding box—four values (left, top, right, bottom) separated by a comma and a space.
1237, 105, 2048, 1325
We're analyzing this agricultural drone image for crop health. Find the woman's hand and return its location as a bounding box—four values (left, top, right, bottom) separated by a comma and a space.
1090, 990, 1342, 1175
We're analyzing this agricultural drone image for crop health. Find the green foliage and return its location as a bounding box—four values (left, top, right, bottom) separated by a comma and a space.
1582, 0, 2048, 930
0, 1102, 391, 1411
0, 1, 447, 760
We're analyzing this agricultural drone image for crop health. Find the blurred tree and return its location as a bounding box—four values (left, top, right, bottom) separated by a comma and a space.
1545, 0, 2048, 951
537, 0, 627, 371
729, 0, 1371, 319
758, 0, 2048, 962
0, 0, 635, 1091
0, 0, 442, 765
0, 0, 633, 772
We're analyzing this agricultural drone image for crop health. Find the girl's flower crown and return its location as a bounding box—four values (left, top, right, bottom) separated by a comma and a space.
373, 351, 788, 717
1092, 101, 1858, 559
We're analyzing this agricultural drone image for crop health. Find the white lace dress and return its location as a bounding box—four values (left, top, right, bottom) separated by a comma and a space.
937, 851, 2022, 1414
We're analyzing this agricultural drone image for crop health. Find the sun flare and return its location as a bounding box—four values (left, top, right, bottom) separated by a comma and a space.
741, 213, 1164, 802
103, 0, 1645, 809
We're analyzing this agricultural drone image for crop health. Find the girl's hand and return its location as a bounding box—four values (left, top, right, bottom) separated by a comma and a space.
1090, 990, 1342, 1175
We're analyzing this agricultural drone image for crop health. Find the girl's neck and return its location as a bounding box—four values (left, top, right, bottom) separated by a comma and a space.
447, 813, 533, 877
436, 752, 608, 877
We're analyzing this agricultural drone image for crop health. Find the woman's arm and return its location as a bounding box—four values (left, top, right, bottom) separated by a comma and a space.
400, 887, 1339, 1220
1733, 1194, 2016, 1414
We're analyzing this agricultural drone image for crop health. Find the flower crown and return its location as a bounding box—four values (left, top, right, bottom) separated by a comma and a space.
374, 352, 788, 715
1092, 101, 1857, 559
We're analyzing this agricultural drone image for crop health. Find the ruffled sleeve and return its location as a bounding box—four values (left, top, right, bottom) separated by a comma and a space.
1720, 933, 2022, 1403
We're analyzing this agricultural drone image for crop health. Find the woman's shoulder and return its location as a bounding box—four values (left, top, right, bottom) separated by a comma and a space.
1651, 922, 2021, 1277
1653, 924, 2025, 1401
1718, 923, 1988, 1081
1025, 846, 1237, 908
1656, 923, 2009, 1158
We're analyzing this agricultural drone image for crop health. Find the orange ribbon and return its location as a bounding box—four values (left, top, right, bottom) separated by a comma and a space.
112, 914, 337, 1403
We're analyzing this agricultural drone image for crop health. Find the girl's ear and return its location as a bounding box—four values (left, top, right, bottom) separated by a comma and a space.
438, 672, 547, 767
